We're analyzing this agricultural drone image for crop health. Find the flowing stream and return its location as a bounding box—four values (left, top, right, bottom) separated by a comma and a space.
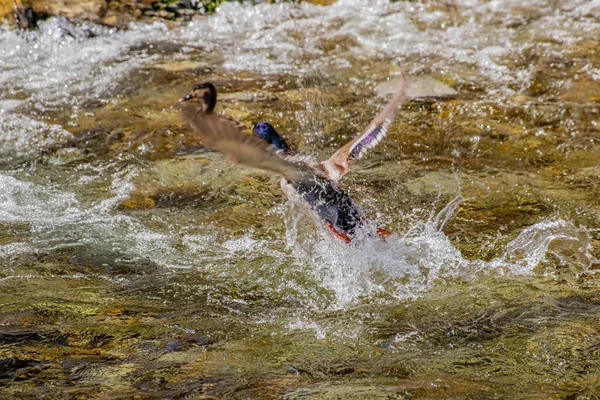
1, 0, 600, 398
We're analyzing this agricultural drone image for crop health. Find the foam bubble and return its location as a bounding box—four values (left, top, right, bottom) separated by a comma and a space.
282, 195, 596, 308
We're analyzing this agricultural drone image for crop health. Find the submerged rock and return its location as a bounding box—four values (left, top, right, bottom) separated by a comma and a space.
376, 76, 458, 99
45, 147, 88, 166
560, 80, 600, 103
152, 60, 212, 73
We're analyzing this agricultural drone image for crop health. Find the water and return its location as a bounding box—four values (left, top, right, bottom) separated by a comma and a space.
1, 0, 600, 397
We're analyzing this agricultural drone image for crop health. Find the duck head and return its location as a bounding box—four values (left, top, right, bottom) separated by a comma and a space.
252, 122, 291, 153
179, 82, 217, 113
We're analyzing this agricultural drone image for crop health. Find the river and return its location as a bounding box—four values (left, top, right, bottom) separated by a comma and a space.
1, 0, 600, 398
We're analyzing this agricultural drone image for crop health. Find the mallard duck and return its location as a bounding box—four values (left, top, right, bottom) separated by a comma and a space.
179, 78, 408, 243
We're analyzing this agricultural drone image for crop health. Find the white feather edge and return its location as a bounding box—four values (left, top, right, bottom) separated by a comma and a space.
348, 118, 391, 160
275, 149, 315, 165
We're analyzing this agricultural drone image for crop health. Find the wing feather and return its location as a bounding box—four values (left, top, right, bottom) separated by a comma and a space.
181, 106, 311, 181
324, 75, 409, 180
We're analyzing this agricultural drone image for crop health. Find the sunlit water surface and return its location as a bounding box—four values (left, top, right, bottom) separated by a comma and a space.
1, 0, 600, 398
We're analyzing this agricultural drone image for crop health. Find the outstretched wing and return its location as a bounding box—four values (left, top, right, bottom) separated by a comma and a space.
181, 107, 312, 181
323, 75, 409, 181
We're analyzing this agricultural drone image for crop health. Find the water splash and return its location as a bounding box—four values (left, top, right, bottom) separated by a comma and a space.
282, 194, 596, 308
491, 218, 597, 275
0, 166, 595, 316
279, 196, 463, 307
0, 0, 598, 310
2, 0, 598, 112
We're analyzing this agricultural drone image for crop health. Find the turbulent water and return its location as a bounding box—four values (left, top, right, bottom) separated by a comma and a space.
1, 0, 600, 398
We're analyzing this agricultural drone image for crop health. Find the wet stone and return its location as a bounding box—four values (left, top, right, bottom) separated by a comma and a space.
560, 80, 600, 103
0, 358, 40, 380
376, 76, 458, 99
3, 1, 600, 399
0, 330, 42, 345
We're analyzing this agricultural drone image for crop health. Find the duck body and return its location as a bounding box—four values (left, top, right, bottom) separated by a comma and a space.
180, 78, 408, 243
281, 176, 363, 242
254, 121, 364, 241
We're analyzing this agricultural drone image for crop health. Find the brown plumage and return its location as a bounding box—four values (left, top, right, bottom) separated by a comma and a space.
179, 83, 311, 181
180, 77, 409, 182
179, 78, 409, 242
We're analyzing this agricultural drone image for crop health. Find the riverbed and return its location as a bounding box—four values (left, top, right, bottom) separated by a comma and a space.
1, 0, 600, 398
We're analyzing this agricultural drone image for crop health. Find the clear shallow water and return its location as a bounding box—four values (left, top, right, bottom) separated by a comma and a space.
1, 0, 600, 398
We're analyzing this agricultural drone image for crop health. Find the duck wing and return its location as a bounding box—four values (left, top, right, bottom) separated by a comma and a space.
322, 75, 409, 181
181, 106, 312, 181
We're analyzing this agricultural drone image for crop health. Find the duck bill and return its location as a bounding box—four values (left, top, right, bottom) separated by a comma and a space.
179, 94, 193, 102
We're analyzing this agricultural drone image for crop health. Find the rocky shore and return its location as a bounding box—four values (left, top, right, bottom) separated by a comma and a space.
1, 0, 336, 29
2, 0, 228, 29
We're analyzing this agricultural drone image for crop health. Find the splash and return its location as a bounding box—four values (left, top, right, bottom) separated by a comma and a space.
282, 195, 597, 308
0, 168, 595, 315
280, 196, 465, 307
178, 0, 600, 87
491, 218, 597, 275
2, 0, 598, 113
0, 0, 598, 310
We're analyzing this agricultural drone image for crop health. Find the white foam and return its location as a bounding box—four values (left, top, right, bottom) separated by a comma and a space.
2, 0, 597, 114
0, 169, 595, 313
0, 0, 597, 314
281, 195, 597, 309
0, 20, 165, 110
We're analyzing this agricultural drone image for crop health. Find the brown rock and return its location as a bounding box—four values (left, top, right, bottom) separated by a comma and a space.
100, 12, 118, 27
119, 194, 156, 210
1, 0, 105, 24
156, 10, 174, 19
45, 0, 106, 21
560, 80, 600, 103
376, 75, 458, 98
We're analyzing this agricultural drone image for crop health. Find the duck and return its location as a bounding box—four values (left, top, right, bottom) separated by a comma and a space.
179, 78, 409, 243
